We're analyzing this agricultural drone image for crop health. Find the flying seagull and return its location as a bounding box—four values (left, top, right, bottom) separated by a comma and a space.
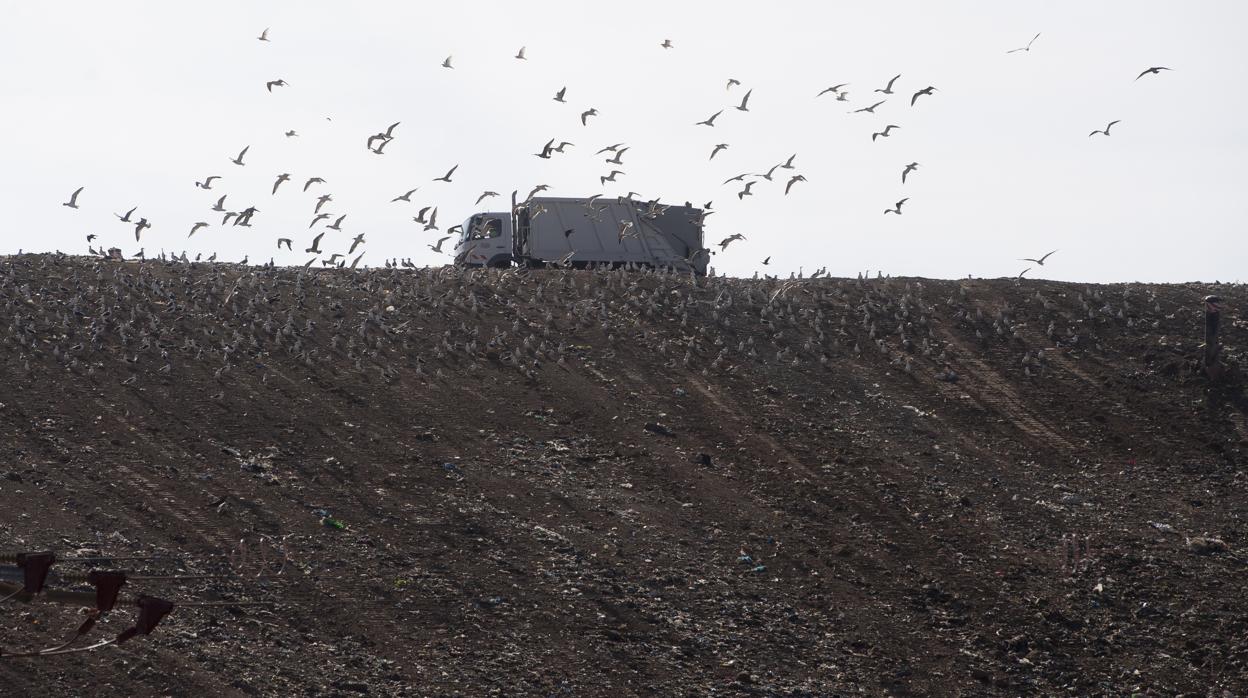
709, 143, 729, 160
1020, 249, 1058, 266
600, 170, 624, 184
429, 236, 451, 253
1006, 33, 1041, 54
349, 233, 366, 254
581, 108, 598, 125
442, 55, 453, 69
314, 194, 332, 213
1088, 120, 1121, 137
696, 110, 723, 126
434, 165, 459, 182
535, 137, 555, 159
726, 78, 741, 90
230, 146, 249, 166
737, 181, 755, 200
285, 130, 298, 137
660, 39, 673, 49
884, 198, 909, 215
327, 214, 346, 231
515, 46, 527, 60
911, 86, 936, 106
303, 177, 325, 192
718, 233, 745, 250
901, 162, 919, 183
872, 125, 901, 141
784, 175, 806, 195
817, 83, 848, 97
63, 186, 84, 209
1135, 66, 1171, 81
306, 232, 325, 253
392, 188, 419, 202
258, 28, 270, 42
553, 86, 567, 102
735, 89, 753, 112
212, 195, 227, 212
266, 79, 288, 92
115, 206, 137, 222
272, 173, 290, 194
188, 222, 209, 237
596, 143, 625, 154
277, 238, 292, 250
133, 218, 151, 240
195, 176, 220, 189
875, 74, 901, 94
476, 190, 499, 205
605, 147, 628, 164
851, 100, 886, 114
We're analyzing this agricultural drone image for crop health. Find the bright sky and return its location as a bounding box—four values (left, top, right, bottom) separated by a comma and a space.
3, 1, 1246, 282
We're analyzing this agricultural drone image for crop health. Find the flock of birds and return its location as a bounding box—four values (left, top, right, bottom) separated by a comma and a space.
50, 28, 1173, 279
0, 253, 1175, 393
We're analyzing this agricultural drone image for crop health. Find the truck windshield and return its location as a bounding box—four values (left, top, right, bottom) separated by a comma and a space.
469, 216, 502, 240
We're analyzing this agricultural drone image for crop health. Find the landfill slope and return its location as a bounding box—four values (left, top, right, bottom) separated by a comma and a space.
0, 255, 1245, 696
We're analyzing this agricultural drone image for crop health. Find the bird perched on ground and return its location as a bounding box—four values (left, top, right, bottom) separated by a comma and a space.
195, 176, 220, 189
872, 125, 900, 141
391, 187, 419, 202
735, 89, 753, 111
1020, 249, 1058, 265
911, 86, 936, 106
433, 165, 458, 182
272, 173, 291, 194
1135, 66, 1171, 81
710, 144, 729, 160
553, 86, 567, 102
884, 198, 908, 215
230, 146, 249, 166
902, 162, 919, 183
718, 233, 745, 250
785, 175, 806, 195
266, 79, 288, 92
581, 108, 598, 125
851, 100, 886, 114
188, 222, 208, 237
696, 110, 723, 126
63, 187, 83, 208
875, 74, 901, 94
1088, 120, 1121, 137
1007, 33, 1041, 53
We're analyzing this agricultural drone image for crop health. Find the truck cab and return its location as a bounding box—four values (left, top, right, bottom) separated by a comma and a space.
453, 213, 513, 268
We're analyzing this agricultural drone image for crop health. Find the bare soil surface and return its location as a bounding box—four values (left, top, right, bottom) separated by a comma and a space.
1, 255, 1245, 696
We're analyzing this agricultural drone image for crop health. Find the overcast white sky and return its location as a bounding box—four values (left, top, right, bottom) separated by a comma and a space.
3, 1, 1246, 281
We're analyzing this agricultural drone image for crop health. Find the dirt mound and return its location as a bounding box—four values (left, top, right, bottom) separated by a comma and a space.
1, 255, 1245, 695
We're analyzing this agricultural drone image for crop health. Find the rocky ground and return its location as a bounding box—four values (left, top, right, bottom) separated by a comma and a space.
0, 254, 1245, 696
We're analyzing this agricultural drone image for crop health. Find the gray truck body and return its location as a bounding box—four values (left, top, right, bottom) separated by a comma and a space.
453, 196, 707, 275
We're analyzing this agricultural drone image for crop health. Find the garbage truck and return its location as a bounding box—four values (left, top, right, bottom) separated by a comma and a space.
453, 195, 708, 275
